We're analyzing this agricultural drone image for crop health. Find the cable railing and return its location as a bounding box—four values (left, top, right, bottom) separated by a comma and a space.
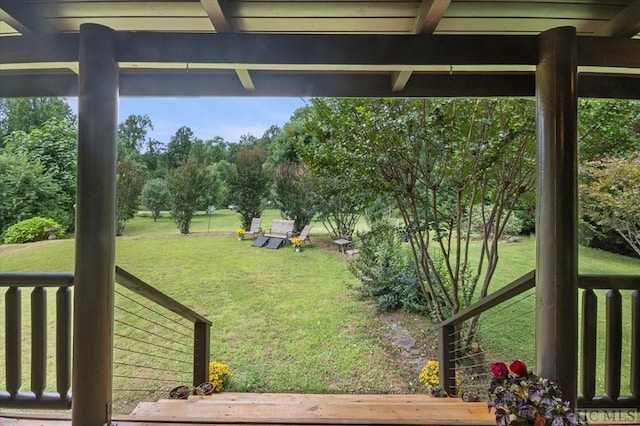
0, 272, 73, 409
0, 268, 211, 414
113, 266, 211, 414
437, 270, 535, 399
436, 271, 640, 410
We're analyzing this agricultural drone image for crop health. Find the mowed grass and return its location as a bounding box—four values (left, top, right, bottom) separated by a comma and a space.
1, 209, 639, 411
0, 209, 410, 414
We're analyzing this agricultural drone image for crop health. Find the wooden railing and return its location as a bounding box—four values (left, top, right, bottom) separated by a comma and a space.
0, 272, 74, 409
0, 268, 211, 411
437, 271, 640, 409
578, 275, 639, 409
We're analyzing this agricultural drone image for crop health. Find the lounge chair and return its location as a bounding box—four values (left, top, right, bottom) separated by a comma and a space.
264, 219, 295, 239
290, 224, 313, 246
244, 217, 263, 239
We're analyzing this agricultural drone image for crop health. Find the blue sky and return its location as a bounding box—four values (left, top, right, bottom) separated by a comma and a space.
68, 97, 307, 143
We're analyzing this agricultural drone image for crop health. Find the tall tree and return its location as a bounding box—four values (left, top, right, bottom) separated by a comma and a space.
3, 119, 78, 229
118, 114, 153, 154
273, 162, 317, 232
166, 157, 213, 234
303, 98, 536, 336
116, 155, 145, 235
0, 97, 75, 146
227, 146, 271, 229
167, 126, 195, 169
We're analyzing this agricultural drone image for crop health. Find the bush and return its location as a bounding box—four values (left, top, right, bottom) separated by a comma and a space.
348, 216, 429, 313
3, 217, 64, 244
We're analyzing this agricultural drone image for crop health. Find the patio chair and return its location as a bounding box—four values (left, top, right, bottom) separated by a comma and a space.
289, 224, 313, 246
244, 217, 263, 239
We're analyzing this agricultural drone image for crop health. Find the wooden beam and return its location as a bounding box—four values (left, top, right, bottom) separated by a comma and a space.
235, 68, 255, 90
391, 70, 412, 91
201, 0, 233, 32
413, 0, 452, 34
0, 1, 52, 34
2, 33, 636, 71
578, 37, 640, 68
3, 71, 636, 100
113, 33, 539, 65
117, 72, 536, 97
594, 0, 640, 37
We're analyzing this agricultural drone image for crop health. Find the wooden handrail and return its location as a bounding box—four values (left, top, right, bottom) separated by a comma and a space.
436, 270, 535, 328
115, 266, 211, 326
578, 275, 640, 290
0, 272, 74, 288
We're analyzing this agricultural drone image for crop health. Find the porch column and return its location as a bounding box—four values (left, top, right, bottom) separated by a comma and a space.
73, 24, 118, 426
535, 26, 578, 406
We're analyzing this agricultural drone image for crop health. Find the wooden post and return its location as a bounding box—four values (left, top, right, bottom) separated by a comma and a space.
535, 26, 578, 406
72, 23, 118, 426
438, 325, 455, 396
194, 322, 211, 387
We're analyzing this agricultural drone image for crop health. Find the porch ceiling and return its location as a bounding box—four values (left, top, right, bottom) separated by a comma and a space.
1, 0, 639, 98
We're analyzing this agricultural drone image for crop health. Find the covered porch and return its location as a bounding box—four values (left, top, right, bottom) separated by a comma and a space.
1, 1, 639, 425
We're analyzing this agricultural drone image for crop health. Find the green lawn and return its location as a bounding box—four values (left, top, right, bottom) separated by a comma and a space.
1, 209, 638, 413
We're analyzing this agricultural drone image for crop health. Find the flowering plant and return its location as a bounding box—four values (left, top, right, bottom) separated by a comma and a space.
208, 361, 233, 392
488, 360, 584, 426
291, 237, 302, 248
418, 359, 460, 397
236, 228, 245, 237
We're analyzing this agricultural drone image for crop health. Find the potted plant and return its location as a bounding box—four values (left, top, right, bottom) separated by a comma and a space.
488, 360, 585, 426
236, 228, 245, 240
291, 237, 302, 252
208, 361, 233, 392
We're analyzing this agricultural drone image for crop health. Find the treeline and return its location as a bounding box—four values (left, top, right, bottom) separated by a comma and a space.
1, 97, 638, 325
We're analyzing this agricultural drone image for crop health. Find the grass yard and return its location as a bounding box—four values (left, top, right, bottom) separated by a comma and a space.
1, 208, 639, 413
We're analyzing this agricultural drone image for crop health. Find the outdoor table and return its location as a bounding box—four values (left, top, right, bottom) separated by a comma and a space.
333, 238, 352, 254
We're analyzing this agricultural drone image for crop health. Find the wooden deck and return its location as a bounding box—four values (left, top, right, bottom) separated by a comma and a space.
1, 393, 637, 426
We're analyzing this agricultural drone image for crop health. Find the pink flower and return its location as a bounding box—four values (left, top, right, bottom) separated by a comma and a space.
509, 359, 528, 377
490, 362, 509, 378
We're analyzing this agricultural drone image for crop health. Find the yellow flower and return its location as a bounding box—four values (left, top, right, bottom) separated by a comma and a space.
236, 228, 245, 237
291, 237, 302, 247
418, 359, 461, 393
208, 361, 233, 392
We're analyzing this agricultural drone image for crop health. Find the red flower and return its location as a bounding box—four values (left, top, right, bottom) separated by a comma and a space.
509, 359, 528, 377
490, 362, 509, 378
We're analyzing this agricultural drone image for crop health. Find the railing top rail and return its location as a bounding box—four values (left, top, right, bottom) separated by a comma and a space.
115, 266, 212, 326
436, 270, 535, 329
578, 274, 640, 290
0, 272, 74, 288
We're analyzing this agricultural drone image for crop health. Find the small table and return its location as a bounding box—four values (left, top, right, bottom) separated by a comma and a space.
333, 238, 352, 254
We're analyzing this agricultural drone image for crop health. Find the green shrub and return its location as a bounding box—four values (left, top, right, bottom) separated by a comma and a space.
348, 216, 429, 314
2, 217, 64, 244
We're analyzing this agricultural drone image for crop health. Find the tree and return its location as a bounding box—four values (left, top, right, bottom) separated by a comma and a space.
3, 118, 78, 229
116, 155, 145, 235
140, 178, 169, 222
302, 98, 536, 337
227, 146, 271, 229
118, 114, 153, 154
578, 100, 640, 162
166, 126, 195, 169
580, 154, 640, 257
273, 162, 317, 232
166, 157, 213, 234
0, 97, 75, 146
0, 152, 68, 232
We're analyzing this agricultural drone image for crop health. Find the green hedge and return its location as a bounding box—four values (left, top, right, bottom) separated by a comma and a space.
2, 217, 64, 244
